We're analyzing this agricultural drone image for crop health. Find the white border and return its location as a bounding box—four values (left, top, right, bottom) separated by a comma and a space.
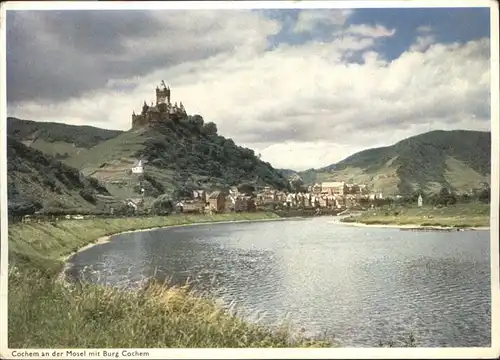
0, 0, 496, 10
0, 0, 9, 358
0, 1, 498, 359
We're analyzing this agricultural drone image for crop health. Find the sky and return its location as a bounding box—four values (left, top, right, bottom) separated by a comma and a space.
5, 3, 493, 171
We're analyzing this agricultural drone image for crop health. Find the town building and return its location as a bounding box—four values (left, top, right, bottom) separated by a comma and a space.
177, 200, 204, 213
208, 191, 226, 213
311, 183, 322, 195
321, 181, 348, 196
193, 190, 207, 203
318, 197, 329, 208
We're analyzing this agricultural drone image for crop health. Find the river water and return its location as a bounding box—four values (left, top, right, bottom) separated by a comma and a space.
66, 216, 491, 347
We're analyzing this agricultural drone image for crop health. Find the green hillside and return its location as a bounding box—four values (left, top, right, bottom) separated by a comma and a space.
277, 168, 298, 178
7, 117, 123, 159
64, 115, 290, 200
297, 130, 491, 195
7, 136, 113, 216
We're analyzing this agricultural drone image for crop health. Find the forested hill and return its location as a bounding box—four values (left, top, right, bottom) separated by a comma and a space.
7, 136, 112, 216
296, 130, 491, 195
63, 114, 290, 199
7, 117, 123, 159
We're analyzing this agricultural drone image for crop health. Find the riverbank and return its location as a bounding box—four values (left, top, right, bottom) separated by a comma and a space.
57, 213, 295, 263
340, 203, 490, 230
340, 221, 489, 231
9, 212, 333, 348
10, 212, 281, 271
273, 208, 344, 218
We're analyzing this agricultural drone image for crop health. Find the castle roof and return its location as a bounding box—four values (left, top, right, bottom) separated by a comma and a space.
147, 106, 159, 113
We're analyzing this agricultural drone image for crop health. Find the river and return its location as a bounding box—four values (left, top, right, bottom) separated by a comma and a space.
66, 216, 491, 347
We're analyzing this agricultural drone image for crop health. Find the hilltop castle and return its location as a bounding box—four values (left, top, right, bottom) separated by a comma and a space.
131, 81, 187, 129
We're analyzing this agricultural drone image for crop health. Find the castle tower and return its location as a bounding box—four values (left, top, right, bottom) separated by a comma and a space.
156, 80, 170, 105
131, 81, 179, 130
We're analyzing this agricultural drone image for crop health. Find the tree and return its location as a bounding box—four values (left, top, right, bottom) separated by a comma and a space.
437, 187, 457, 206
202, 122, 218, 136
151, 194, 174, 215
289, 176, 305, 192
114, 203, 136, 217
189, 115, 204, 130
478, 186, 490, 203
172, 182, 198, 200
238, 183, 255, 195
8, 200, 42, 217
79, 188, 96, 204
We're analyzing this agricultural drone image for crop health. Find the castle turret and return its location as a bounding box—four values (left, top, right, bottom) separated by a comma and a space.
156, 80, 170, 105
131, 81, 183, 130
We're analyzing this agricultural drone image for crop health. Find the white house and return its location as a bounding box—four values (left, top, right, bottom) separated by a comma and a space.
131, 160, 144, 174
126, 200, 138, 211
175, 201, 184, 212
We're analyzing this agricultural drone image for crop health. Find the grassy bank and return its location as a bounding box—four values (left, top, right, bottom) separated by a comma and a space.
9, 212, 334, 348
341, 203, 490, 228
273, 208, 343, 218
9, 212, 281, 275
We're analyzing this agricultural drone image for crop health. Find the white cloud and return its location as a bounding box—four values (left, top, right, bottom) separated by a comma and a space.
411, 25, 436, 52
410, 34, 436, 52
293, 9, 353, 33
127, 10, 283, 59
248, 141, 362, 171
343, 23, 396, 38
8, 11, 491, 171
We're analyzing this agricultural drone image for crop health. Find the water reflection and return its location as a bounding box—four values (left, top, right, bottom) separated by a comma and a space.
67, 217, 491, 347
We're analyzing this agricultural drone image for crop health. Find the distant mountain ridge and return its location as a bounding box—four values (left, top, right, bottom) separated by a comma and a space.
277, 168, 298, 178
296, 130, 490, 195
7, 117, 123, 159
7, 117, 490, 202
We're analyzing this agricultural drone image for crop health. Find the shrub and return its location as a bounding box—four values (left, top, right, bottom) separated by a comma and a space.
151, 194, 174, 215
79, 189, 96, 204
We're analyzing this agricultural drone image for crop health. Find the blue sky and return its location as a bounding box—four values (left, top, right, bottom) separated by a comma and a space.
6, 6, 493, 170
262, 7, 490, 59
